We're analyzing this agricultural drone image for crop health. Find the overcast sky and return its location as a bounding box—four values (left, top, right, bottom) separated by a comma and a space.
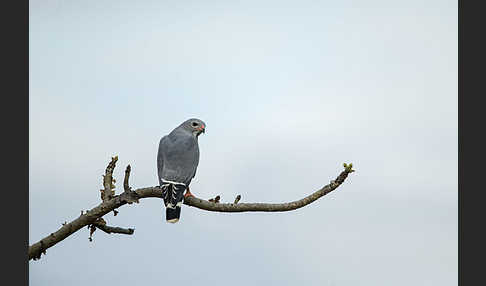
29, 1, 457, 285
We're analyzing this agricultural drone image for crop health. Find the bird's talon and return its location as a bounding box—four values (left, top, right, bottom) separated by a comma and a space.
184, 193, 194, 198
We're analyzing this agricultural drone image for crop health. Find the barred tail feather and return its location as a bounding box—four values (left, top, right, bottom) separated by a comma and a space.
166, 206, 181, 223
161, 182, 186, 223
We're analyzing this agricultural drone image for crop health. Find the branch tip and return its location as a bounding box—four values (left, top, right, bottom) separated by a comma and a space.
101, 156, 118, 202
343, 162, 355, 173
121, 164, 139, 204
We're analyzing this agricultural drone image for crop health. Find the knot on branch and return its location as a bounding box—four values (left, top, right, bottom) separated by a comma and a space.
234, 195, 241, 204
88, 218, 105, 241
208, 195, 220, 203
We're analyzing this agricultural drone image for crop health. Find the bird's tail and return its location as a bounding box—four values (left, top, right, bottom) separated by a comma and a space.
166, 207, 181, 223
161, 182, 186, 223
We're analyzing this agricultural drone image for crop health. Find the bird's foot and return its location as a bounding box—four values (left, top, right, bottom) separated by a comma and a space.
184, 188, 195, 198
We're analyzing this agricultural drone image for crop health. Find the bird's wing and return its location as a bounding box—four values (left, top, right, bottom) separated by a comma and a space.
160, 131, 200, 185
157, 135, 168, 185
173, 134, 199, 185
190, 142, 200, 180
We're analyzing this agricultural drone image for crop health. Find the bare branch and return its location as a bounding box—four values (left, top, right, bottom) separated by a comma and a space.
92, 221, 134, 235
120, 164, 139, 204
87, 218, 134, 242
101, 156, 118, 202
182, 164, 354, 212
124, 164, 132, 192
28, 159, 355, 261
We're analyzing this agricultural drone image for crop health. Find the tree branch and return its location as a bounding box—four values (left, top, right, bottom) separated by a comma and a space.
101, 156, 117, 202
92, 220, 134, 235
28, 159, 354, 261
183, 164, 354, 212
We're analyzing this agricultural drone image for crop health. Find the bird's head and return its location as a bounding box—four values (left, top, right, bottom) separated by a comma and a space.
181, 118, 206, 137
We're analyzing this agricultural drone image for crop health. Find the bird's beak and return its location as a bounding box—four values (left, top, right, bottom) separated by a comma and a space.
198, 124, 205, 134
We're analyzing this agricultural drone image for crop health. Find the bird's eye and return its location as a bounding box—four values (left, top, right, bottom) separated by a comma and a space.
192, 122, 198, 127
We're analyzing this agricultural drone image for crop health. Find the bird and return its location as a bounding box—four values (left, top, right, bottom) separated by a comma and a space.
157, 118, 206, 223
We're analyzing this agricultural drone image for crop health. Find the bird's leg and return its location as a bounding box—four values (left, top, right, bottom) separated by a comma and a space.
184, 187, 195, 198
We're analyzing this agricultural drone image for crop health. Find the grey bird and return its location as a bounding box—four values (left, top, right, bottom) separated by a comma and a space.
157, 118, 206, 223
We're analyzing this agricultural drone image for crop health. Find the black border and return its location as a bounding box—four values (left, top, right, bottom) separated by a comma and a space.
4, 0, 29, 285
3, 0, 29, 285
459, 0, 485, 285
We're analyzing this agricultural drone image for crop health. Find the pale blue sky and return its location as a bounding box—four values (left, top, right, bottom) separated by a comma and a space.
29, 1, 457, 285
